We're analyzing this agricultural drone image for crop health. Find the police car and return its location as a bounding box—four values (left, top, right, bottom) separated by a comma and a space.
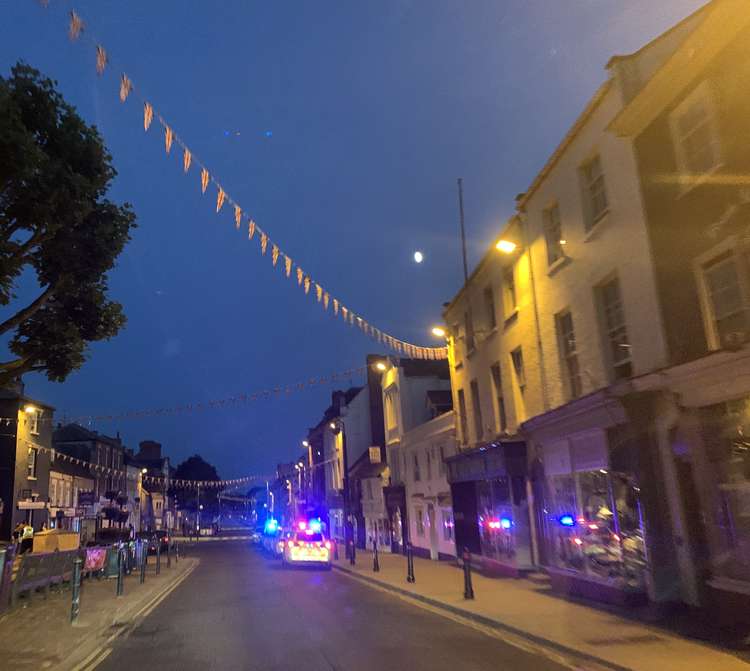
281, 520, 332, 569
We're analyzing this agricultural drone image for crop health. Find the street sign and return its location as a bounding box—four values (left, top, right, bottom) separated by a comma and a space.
77, 491, 96, 506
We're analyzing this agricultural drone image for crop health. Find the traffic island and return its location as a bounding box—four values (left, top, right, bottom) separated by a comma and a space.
0, 554, 198, 671
332, 550, 749, 671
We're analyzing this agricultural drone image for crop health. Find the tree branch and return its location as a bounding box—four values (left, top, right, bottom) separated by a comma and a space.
0, 281, 59, 336
0, 355, 33, 371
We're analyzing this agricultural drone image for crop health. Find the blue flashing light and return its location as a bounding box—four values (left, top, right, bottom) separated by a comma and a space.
264, 518, 279, 534
558, 514, 576, 528
309, 519, 322, 533
500, 517, 512, 530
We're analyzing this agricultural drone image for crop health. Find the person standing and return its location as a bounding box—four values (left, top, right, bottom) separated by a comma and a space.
20, 523, 34, 554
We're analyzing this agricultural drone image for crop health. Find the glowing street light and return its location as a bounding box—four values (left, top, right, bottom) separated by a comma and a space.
141, 468, 148, 474
431, 326, 446, 338
23, 404, 37, 414
329, 422, 336, 430
495, 239, 517, 254
413, 251, 424, 264
302, 440, 310, 448
375, 361, 387, 372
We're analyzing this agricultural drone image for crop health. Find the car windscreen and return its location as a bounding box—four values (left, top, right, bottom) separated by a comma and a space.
295, 532, 324, 542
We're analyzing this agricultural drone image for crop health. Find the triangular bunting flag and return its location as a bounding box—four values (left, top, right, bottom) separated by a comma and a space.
216, 187, 225, 212
165, 126, 173, 154
316, 284, 323, 302
234, 205, 241, 229
96, 45, 107, 75
296, 268, 304, 286
284, 256, 292, 278
248, 219, 256, 240
272, 245, 280, 266
144, 102, 154, 131
183, 148, 192, 173
341, 306, 348, 321
304, 276, 311, 294
333, 299, 339, 315
69, 11, 84, 41
260, 233, 268, 254
323, 293, 330, 310
119, 74, 132, 102
201, 168, 209, 194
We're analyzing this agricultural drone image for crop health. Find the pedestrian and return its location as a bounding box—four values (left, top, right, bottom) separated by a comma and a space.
20, 523, 34, 554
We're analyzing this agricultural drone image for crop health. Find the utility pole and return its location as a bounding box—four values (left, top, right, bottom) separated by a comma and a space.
457, 178, 469, 284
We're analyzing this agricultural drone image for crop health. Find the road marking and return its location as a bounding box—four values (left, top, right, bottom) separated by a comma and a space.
69, 561, 198, 671
335, 568, 609, 671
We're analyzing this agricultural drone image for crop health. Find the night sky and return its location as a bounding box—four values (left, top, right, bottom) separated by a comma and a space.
1, 1, 704, 481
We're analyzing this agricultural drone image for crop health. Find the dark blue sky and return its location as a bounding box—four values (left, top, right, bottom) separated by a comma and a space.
2, 1, 704, 480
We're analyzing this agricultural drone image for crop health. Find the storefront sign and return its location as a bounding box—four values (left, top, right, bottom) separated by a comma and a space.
17, 500, 47, 510
78, 491, 96, 506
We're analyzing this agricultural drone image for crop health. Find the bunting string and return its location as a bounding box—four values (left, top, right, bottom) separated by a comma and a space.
41, 4, 447, 361
0, 364, 366, 426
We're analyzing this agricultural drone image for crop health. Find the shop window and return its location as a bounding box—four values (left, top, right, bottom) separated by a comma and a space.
416, 508, 425, 537
511, 347, 526, 393
476, 477, 532, 567
544, 468, 647, 590
442, 509, 454, 541
50, 480, 57, 507
699, 251, 749, 350
28, 409, 41, 435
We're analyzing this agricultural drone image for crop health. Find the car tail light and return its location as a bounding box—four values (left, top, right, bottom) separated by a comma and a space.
287, 540, 295, 548
324, 541, 331, 550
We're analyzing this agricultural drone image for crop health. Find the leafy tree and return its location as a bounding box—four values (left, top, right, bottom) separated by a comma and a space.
0, 62, 136, 386
171, 455, 221, 514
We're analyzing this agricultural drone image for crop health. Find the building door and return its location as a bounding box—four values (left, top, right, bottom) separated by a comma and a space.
451, 482, 480, 554
427, 504, 439, 560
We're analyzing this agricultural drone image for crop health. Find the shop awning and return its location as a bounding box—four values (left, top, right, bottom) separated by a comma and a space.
445, 440, 527, 484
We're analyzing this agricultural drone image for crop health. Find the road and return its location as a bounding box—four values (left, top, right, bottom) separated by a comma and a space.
98, 541, 570, 671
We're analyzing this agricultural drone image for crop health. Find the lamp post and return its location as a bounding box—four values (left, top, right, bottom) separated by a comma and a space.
330, 418, 354, 564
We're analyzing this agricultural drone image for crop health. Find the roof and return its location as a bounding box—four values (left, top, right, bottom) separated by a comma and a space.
400, 359, 450, 380
53, 423, 121, 447
0, 389, 55, 411
610, 0, 747, 137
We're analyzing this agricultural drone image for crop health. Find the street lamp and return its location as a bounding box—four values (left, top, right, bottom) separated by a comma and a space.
495, 239, 517, 254
375, 361, 387, 372
302, 440, 309, 448
141, 468, 148, 474
431, 326, 447, 338
23, 404, 37, 414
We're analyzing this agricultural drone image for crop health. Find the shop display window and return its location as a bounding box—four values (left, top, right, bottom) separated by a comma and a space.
545, 470, 647, 589
476, 477, 532, 567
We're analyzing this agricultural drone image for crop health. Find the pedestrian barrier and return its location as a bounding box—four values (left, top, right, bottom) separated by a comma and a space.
9, 549, 78, 606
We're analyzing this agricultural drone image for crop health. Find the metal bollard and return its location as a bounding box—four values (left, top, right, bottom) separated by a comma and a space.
175, 541, 179, 564
349, 540, 356, 566
70, 556, 83, 623
373, 539, 380, 572
462, 547, 474, 600
406, 542, 415, 583
116, 546, 125, 597
167, 542, 172, 569
140, 545, 146, 584
333, 541, 339, 561
156, 542, 161, 575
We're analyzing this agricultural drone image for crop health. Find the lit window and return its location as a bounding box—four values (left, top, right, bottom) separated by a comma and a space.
580, 155, 608, 231
416, 508, 425, 537
442, 510, 454, 542
544, 204, 564, 265
670, 81, 721, 178
597, 277, 632, 380
28, 409, 41, 435
27, 447, 38, 479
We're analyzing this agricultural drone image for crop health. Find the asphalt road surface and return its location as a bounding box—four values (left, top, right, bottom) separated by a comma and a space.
98, 541, 570, 671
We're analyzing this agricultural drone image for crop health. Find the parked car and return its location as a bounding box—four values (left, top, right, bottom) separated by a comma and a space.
136, 530, 170, 554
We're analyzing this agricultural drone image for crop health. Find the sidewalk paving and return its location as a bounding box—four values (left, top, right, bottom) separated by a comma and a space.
0, 552, 198, 671
333, 550, 749, 671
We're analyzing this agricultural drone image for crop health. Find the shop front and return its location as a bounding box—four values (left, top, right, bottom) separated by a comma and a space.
384, 485, 407, 554
524, 390, 660, 607
445, 440, 534, 577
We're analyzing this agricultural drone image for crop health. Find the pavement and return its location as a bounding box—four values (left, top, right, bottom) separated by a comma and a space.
96, 541, 571, 671
0, 551, 198, 671
331, 548, 750, 671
